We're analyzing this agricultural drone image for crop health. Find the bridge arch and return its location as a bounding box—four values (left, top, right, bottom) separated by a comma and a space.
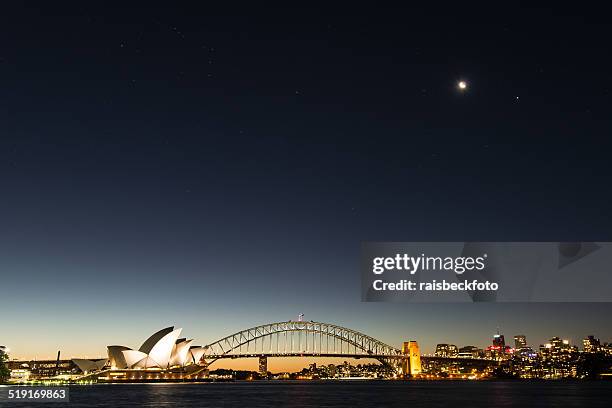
201, 321, 403, 369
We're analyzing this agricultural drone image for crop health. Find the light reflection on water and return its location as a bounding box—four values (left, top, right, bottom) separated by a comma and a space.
5, 381, 612, 408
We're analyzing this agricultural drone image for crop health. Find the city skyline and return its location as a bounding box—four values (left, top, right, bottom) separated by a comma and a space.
4, 318, 611, 377
4, 313, 611, 373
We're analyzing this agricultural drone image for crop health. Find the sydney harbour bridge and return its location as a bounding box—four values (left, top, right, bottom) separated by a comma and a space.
199, 320, 415, 376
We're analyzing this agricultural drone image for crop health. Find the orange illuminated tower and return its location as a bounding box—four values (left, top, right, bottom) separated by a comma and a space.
401, 341, 422, 377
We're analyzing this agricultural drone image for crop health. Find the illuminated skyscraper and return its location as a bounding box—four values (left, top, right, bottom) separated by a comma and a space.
514, 335, 527, 349
258, 356, 268, 378
493, 334, 505, 348
487, 332, 510, 358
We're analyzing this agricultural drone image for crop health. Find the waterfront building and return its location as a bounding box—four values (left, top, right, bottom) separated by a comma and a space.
7, 359, 80, 379
582, 336, 601, 353
259, 356, 269, 378
107, 327, 205, 370
539, 337, 578, 378
458, 346, 480, 358
434, 344, 458, 358
101, 327, 209, 381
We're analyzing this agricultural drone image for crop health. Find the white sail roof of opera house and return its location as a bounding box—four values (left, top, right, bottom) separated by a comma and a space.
72, 358, 108, 373
187, 346, 207, 364
107, 345, 131, 369
139, 327, 175, 354
107, 326, 205, 369
170, 339, 194, 367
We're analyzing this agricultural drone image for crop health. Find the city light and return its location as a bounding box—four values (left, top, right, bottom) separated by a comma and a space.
4, 327, 612, 383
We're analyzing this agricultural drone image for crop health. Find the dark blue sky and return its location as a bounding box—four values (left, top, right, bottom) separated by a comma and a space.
1, 3, 611, 363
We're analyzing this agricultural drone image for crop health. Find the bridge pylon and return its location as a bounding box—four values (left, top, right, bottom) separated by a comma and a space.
401, 341, 422, 378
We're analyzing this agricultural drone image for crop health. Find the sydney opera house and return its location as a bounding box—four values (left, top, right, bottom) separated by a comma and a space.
103, 326, 208, 381
99, 326, 207, 381
108, 326, 206, 370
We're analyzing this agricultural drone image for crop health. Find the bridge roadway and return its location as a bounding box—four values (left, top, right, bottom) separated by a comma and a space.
208, 352, 405, 360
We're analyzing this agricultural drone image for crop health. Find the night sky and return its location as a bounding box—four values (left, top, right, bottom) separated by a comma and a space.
2, 4, 612, 369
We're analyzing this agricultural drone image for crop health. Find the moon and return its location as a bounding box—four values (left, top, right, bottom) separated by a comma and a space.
458, 81, 467, 90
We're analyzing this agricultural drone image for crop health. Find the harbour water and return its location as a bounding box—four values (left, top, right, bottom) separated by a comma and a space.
4, 380, 611, 407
